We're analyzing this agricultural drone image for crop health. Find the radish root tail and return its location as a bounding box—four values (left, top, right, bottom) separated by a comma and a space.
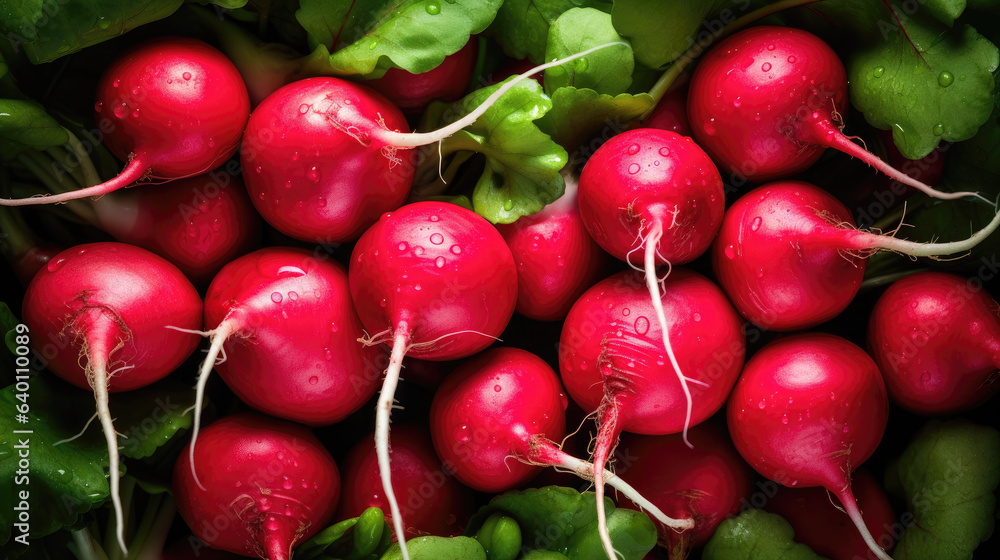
376, 324, 412, 560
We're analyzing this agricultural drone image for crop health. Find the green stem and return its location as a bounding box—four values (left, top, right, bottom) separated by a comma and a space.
410, 151, 476, 200
63, 127, 103, 187
71, 528, 110, 560
125, 493, 162, 555
104, 476, 136, 560
860, 269, 927, 292
45, 145, 88, 189
132, 494, 177, 560
13, 152, 100, 223
0, 175, 35, 259
645, 0, 822, 113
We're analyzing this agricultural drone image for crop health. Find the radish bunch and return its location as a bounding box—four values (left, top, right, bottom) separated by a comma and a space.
9, 10, 1000, 560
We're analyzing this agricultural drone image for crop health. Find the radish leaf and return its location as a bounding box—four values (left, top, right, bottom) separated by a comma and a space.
848, 17, 998, 159
0, 99, 68, 159
891, 419, 1000, 560
295, 0, 501, 77
702, 509, 827, 560
543, 8, 633, 95
381, 537, 486, 560
538, 87, 654, 153
489, 0, 612, 64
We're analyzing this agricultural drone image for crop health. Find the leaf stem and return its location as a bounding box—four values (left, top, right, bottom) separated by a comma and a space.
71, 528, 110, 560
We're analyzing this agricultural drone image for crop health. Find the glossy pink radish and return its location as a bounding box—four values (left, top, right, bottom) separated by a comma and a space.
727, 333, 891, 560
23, 242, 202, 553
1, 37, 250, 206
687, 25, 980, 201
712, 180, 1000, 331
559, 269, 744, 559
868, 271, 1000, 414
173, 413, 340, 560
365, 39, 479, 113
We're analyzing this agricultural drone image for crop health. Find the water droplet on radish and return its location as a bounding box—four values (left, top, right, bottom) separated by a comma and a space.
112, 79, 120, 88
733, 97, 742, 107
634, 316, 649, 335
627, 144, 640, 155
131, 108, 140, 118
703, 119, 716, 136
492, 384, 502, 393
757, 400, 766, 409
781, 416, 789, 425
454, 424, 470, 442
938, 71, 954, 87
45, 258, 66, 273
131, 87, 140, 95
430, 233, 444, 245
766, 44, 775, 50
94, 101, 103, 112
751, 216, 762, 231
692, 312, 702, 322
627, 163, 640, 174
271, 292, 283, 303
287, 291, 299, 302
761, 62, 771, 72
306, 167, 320, 183
429, 215, 440, 222
379, 298, 387, 307
622, 308, 630, 316
435, 256, 446, 268
183, 72, 192, 80
450, 245, 462, 255
724, 244, 736, 259
413, 246, 425, 255
291, 152, 300, 161
873, 66, 885, 78
299, 103, 310, 114
317, 197, 327, 208
113, 103, 128, 118
658, 147, 670, 157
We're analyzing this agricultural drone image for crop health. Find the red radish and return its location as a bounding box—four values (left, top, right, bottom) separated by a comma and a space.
349, 200, 517, 560
339, 423, 476, 538
184, 247, 383, 488
430, 347, 693, 535
765, 469, 898, 560
712, 180, 1000, 331
22, 242, 202, 553
559, 269, 744, 559
638, 86, 691, 136
1, 37, 250, 206
616, 423, 754, 558
173, 413, 340, 560
365, 39, 479, 113
240, 44, 620, 244
726, 333, 891, 560
868, 271, 1000, 414
687, 25, 980, 201
91, 173, 261, 284
577, 128, 725, 462
495, 173, 609, 321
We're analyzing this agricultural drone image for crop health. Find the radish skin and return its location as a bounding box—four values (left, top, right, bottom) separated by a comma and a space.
726, 334, 892, 560
23, 242, 202, 553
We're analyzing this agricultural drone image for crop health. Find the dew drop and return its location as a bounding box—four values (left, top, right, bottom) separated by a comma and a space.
494, 385, 502, 392
627, 144, 640, 155
932, 123, 944, 136
622, 308, 630, 316
131, 108, 140, 118
766, 44, 775, 51
920, 372, 931, 382
761, 62, 772, 72
113, 79, 120, 88
306, 167, 320, 183
658, 147, 670, 157
733, 97, 742, 108
435, 256, 446, 268
757, 400, 766, 409
450, 245, 462, 255
94, 101, 103, 112
183, 72, 192, 80
703, 119, 716, 136
284, 180, 292, 190
426, 2, 441, 15
503, 199, 514, 211
131, 87, 140, 95
454, 424, 470, 443
724, 244, 736, 259
299, 103, 310, 114
282, 477, 294, 490
288, 291, 299, 302
113, 103, 128, 118
430, 233, 444, 245
429, 214, 440, 222
271, 292, 283, 303
751, 216, 762, 231
781, 416, 789, 425
369, 39, 378, 50
634, 316, 649, 335
787, 55, 796, 63
413, 246, 425, 255
47, 257, 67, 272
873, 66, 885, 78
692, 312, 702, 322
317, 197, 327, 208
627, 163, 641, 174
937, 71, 954, 87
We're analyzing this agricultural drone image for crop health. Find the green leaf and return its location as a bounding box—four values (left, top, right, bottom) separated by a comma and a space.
295, 0, 501, 77
466, 486, 656, 560
922, 0, 967, 26
543, 8, 633, 95
702, 509, 828, 560
0, 99, 69, 159
537, 87, 654, 153
611, 0, 716, 68
488, 0, 613, 64
0, 377, 114, 543
0, 0, 184, 64
380, 536, 486, 560
0, 302, 19, 355
473, 512, 521, 560
891, 419, 1000, 560
848, 18, 999, 159
297, 506, 392, 560
430, 77, 568, 224
111, 379, 199, 460
198, 0, 249, 9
